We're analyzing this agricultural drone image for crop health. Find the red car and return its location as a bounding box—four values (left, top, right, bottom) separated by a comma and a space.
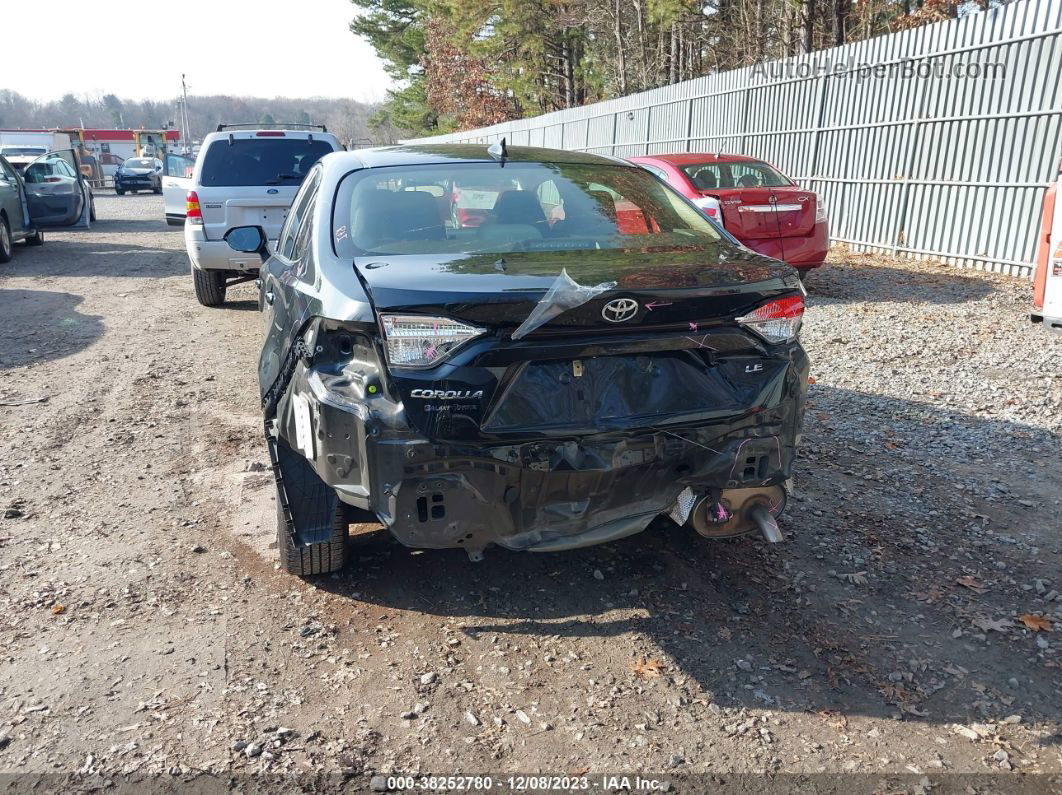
628, 153, 829, 273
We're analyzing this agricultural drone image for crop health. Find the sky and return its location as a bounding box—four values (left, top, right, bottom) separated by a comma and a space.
7, 0, 392, 103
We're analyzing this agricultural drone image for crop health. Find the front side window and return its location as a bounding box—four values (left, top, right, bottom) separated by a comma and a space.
199, 138, 333, 187
332, 161, 721, 257
24, 158, 66, 184
164, 153, 195, 178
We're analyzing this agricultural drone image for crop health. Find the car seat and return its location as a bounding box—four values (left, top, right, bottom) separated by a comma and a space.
354, 190, 445, 249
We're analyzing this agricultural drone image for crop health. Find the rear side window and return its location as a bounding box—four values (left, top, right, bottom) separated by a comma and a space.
198, 138, 333, 187
278, 168, 322, 262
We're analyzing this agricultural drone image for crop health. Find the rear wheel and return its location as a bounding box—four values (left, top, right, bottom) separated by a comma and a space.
192, 268, 227, 307
0, 218, 12, 263
153, 184, 162, 195
277, 490, 349, 576
89, 197, 97, 221
115, 187, 124, 196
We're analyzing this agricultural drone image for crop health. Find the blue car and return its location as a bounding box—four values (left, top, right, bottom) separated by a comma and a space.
114, 156, 162, 195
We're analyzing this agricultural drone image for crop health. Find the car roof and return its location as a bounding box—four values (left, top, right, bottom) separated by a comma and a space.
201, 129, 339, 143
631, 153, 770, 166
328, 144, 629, 170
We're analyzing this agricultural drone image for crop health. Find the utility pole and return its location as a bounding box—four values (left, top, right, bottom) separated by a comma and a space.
181, 74, 191, 148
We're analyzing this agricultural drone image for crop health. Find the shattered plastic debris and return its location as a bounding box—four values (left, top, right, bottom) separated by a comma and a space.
510, 269, 617, 340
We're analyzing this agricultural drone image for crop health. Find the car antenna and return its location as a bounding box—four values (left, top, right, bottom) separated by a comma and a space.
488, 137, 507, 164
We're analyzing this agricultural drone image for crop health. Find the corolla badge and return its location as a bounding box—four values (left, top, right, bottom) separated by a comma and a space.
410, 389, 484, 400
601, 298, 639, 323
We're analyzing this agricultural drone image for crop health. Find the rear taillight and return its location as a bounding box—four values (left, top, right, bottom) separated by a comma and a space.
737, 295, 804, 343
692, 195, 722, 222
256, 131, 285, 136
186, 190, 202, 224
815, 198, 827, 223
380, 314, 485, 368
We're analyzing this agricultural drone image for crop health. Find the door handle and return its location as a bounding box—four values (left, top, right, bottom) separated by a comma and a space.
264, 291, 275, 305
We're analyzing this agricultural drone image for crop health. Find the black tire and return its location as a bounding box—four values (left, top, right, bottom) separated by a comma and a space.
192, 268, 227, 307
153, 184, 162, 195
115, 188, 124, 196
26, 229, 44, 246
0, 217, 12, 263
278, 491, 348, 576
89, 197, 97, 222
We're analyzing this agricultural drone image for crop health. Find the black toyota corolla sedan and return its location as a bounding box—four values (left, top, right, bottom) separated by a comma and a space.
221, 143, 809, 576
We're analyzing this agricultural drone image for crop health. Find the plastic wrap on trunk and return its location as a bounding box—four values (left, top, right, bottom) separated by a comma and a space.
510, 268, 617, 340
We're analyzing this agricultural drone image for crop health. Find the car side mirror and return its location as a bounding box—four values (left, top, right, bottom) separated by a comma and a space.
224, 225, 269, 261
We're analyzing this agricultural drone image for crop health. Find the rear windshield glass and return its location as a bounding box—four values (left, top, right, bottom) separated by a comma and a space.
681, 161, 791, 190
199, 138, 333, 187
332, 162, 720, 257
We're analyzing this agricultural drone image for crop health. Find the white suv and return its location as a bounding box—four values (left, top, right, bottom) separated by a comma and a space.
180, 124, 341, 307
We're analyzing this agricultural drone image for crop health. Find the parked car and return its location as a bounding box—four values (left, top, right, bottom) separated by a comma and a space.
222, 144, 809, 576
0, 150, 95, 262
0, 146, 48, 175
114, 156, 163, 195
182, 124, 341, 307
629, 153, 829, 274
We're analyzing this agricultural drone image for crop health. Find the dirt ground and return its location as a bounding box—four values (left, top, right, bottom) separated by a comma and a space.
1, 194, 1060, 792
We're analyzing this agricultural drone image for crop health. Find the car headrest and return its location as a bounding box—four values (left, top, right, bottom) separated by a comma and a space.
693, 171, 718, 190
493, 190, 547, 226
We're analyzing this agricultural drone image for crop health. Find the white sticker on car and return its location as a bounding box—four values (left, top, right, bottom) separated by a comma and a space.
292, 393, 314, 458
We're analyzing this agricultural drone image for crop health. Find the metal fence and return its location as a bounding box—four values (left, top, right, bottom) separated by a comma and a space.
407, 0, 1062, 276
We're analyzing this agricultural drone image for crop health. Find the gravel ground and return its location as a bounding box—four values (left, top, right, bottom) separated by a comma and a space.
0, 194, 1060, 791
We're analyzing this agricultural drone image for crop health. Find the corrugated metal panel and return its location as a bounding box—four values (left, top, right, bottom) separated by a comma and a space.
405, 0, 1062, 276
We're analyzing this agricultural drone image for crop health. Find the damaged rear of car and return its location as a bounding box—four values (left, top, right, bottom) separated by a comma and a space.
231, 145, 809, 576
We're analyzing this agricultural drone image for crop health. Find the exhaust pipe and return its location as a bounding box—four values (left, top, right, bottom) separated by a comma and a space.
747, 501, 784, 543
688, 485, 786, 541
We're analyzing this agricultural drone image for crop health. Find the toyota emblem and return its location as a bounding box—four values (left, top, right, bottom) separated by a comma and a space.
601, 298, 639, 323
